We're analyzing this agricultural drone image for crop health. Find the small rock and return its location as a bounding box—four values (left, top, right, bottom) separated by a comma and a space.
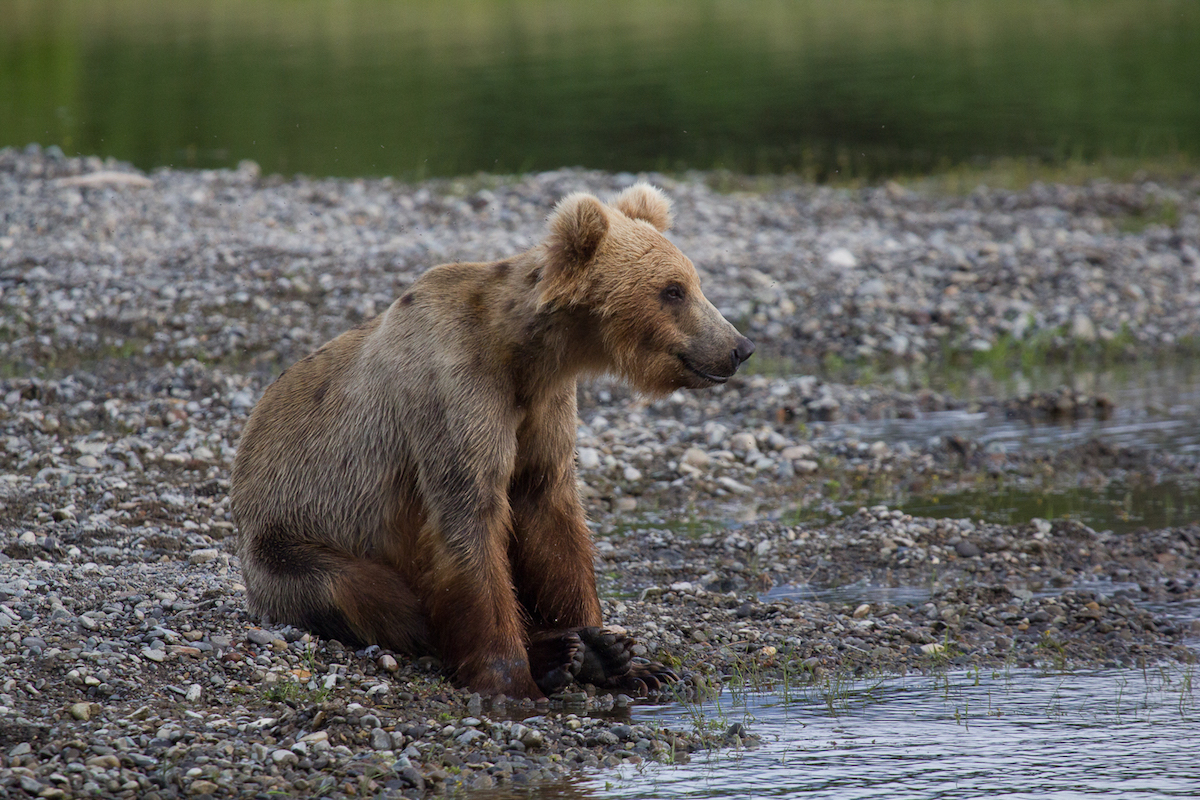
727, 431, 759, 458
614, 496, 638, 512
1071, 313, 1097, 342
68, 701, 92, 721
680, 447, 712, 470
852, 604, 871, 619
456, 728, 487, 745
716, 476, 754, 495
271, 749, 298, 765
188, 548, 219, 564
18, 777, 44, 795
826, 247, 858, 269
780, 444, 815, 461
247, 629, 278, 646
577, 447, 601, 470
955, 541, 982, 558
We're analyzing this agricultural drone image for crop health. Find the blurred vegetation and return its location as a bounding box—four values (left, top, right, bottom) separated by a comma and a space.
2, 0, 1198, 180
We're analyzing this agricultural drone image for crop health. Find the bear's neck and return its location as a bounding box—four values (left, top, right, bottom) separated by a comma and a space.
490, 260, 610, 397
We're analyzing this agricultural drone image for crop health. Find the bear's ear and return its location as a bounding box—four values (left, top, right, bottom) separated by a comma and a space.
611, 182, 672, 232
546, 192, 609, 271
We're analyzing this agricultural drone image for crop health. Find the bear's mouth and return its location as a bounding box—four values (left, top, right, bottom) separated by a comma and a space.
678, 355, 729, 385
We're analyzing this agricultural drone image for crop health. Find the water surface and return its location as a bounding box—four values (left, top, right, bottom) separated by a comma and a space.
3, 0, 1198, 179
603, 669, 1200, 799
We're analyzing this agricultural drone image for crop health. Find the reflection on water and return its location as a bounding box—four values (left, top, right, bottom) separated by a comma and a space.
599, 669, 1200, 799
817, 363, 1200, 458
768, 580, 935, 607
3, 0, 1198, 178
892, 482, 1200, 537
767, 576, 1150, 608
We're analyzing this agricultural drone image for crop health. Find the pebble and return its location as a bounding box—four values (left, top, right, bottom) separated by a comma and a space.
578, 447, 602, 469
271, 749, 298, 765
188, 548, 220, 564
246, 629, 278, 646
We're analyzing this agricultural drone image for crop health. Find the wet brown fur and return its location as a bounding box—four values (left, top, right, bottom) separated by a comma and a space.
231, 184, 753, 698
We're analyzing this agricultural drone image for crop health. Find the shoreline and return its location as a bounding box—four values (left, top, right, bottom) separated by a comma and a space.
1, 148, 1199, 798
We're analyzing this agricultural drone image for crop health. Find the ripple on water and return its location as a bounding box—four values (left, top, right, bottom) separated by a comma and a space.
597, 668, 1200, 799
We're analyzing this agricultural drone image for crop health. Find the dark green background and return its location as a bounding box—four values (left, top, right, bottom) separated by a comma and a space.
2, 0, 1197, 180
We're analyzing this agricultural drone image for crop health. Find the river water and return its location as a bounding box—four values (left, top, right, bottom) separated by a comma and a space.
597, 668, 1200, 799
807, 363, 1200, 534
816, 362, 1200, 460
4, 0, 1198, 179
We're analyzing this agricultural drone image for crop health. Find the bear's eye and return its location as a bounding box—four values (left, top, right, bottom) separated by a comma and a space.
660, 284, 686, 304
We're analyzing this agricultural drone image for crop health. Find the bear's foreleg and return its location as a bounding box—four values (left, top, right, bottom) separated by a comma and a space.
509, 461, 678, 694
508, 463, 604, 631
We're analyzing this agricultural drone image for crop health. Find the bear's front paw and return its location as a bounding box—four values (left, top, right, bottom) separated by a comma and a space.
574, 627, 679, 696
574, 626, 635, 686
528, 630, 585, 696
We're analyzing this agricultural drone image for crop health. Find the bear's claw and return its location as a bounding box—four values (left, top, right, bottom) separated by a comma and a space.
529, 630, 585, 695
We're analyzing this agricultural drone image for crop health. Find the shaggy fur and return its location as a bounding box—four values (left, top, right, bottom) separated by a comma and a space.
231, 183, 754, 698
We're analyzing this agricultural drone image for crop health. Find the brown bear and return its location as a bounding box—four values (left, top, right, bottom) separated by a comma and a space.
230, 183, 754, 699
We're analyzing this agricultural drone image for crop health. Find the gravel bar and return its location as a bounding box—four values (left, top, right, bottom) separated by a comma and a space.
1, 145, 1199, 798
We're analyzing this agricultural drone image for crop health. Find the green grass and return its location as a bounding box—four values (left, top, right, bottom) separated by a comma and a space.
904, 153, 1199, 195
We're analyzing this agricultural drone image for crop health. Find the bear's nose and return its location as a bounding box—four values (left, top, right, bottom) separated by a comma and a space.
731, 336, 755, 369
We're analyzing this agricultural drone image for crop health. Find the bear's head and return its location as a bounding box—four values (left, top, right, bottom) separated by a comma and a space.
541, 183, 754, 393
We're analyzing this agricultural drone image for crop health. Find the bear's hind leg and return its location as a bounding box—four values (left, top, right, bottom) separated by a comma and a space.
327, 559, 430, 654
242, 528, 428, 655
